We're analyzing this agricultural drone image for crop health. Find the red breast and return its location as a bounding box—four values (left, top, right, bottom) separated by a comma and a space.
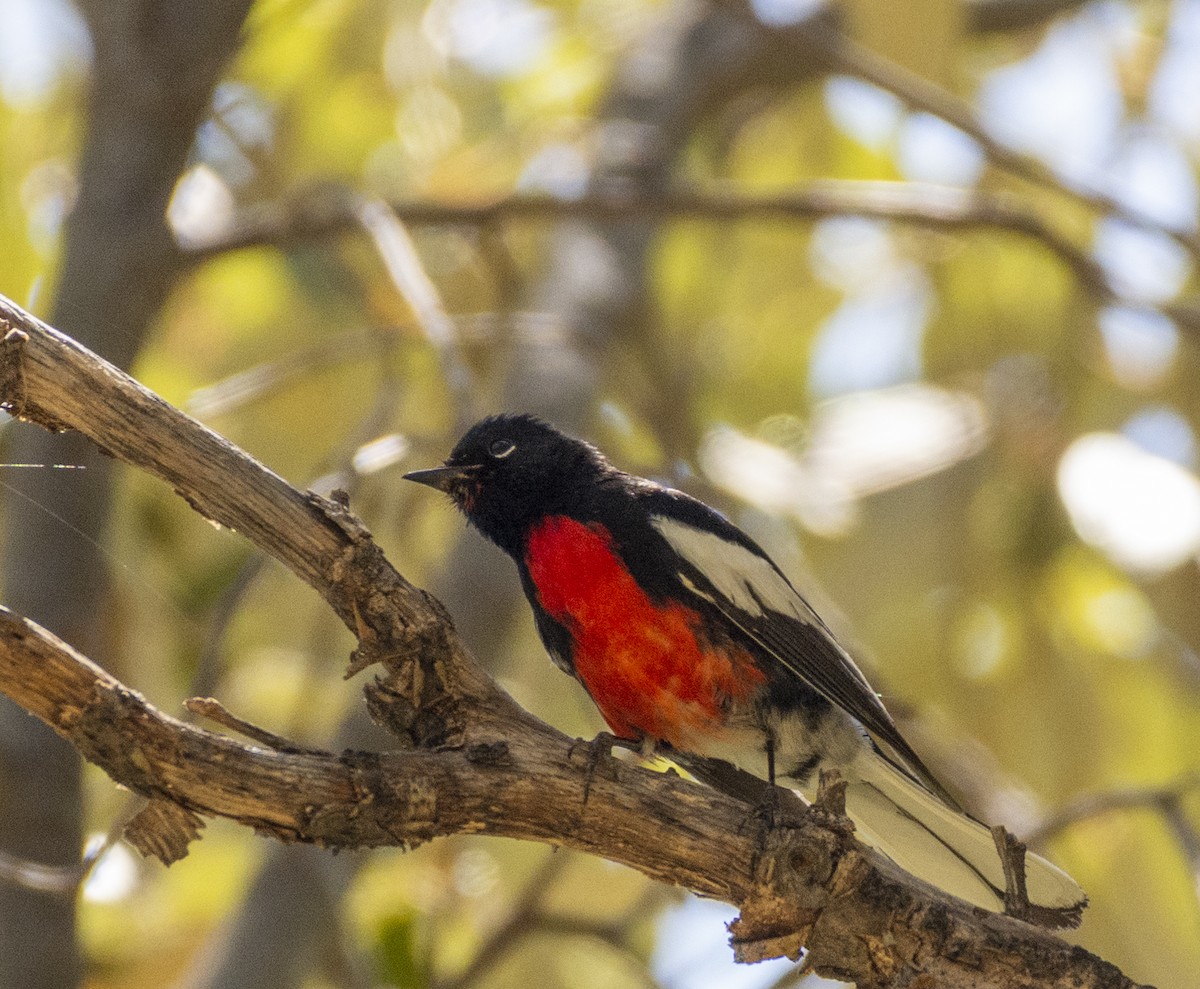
524, 515, 764, 747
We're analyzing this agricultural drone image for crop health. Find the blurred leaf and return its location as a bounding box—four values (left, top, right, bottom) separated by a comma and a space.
375, 910, 429, 989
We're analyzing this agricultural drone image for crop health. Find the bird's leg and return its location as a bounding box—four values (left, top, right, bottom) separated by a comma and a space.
570, 731, 641, 806
747, 737, 808, 862
744, 782, 785, 882
752, 781, 783, 832
754, 736, 781, 828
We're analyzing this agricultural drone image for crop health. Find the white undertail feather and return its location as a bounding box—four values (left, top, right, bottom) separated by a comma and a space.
841, 749, 1086, 913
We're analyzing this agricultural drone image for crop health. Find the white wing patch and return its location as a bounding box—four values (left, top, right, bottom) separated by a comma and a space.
651, 516, 814, 621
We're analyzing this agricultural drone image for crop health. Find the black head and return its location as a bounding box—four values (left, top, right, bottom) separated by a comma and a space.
404, 414, 613, 553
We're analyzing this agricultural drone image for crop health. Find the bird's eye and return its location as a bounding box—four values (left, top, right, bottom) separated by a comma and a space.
489, 438, 516, 459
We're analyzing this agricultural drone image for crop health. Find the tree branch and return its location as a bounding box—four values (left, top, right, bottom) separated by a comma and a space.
0, 293, 1147, 988
1027, 775, 1200, 847
177, 184, 1200, 333
967, 0, 1093, 34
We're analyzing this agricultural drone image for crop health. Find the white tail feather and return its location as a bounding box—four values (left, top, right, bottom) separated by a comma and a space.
844, 750, 1086, 914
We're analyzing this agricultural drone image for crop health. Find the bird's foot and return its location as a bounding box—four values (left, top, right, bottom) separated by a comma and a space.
745, 782, 812, 880
570, 732, 640, 805
751, 783, 784, 831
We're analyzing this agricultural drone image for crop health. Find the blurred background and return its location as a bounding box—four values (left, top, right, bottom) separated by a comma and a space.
1, 0, 1198, 987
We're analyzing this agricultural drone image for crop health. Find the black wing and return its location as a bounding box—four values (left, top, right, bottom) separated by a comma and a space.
624, 483, 951, 801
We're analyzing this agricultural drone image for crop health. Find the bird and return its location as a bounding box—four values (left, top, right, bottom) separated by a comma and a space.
404, 413, 1086, 926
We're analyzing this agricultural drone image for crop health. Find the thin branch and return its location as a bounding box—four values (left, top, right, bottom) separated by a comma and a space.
0, 296, 464, 696
354, 198, 478, 429
0, 849, 80, 897
0, 770, 146, 900
967, 0, 1094, 34
435, 862, 672, 989
177, 184, 1200, 332
526, 915, 667, 989
185, 697, 324, 754
0, 294, 1151, 989
187, 325, 402, 420
1160, 801, 1200, 904
432, 854, 568, 989
1027, 774, 1200, 847
183, 183, 1094, 259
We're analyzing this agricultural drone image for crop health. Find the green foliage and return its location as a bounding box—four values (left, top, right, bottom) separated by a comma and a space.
374, 911, 429, 989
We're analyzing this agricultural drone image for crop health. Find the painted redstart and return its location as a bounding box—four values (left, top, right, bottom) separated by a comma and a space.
405, 413, 1086, 926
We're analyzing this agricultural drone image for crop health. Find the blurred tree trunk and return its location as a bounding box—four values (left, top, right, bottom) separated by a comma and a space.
0, 3, 252, 987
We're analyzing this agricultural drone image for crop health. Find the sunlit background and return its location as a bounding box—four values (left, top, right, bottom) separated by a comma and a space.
1, 0, 1199, 988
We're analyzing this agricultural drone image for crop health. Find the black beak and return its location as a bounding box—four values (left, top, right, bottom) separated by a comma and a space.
403, 464, 475, 493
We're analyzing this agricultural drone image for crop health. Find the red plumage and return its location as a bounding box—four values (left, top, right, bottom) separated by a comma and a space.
525, 515, 763, 747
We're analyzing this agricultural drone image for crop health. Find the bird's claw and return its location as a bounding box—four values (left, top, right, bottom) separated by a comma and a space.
570, 731, 640, 806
